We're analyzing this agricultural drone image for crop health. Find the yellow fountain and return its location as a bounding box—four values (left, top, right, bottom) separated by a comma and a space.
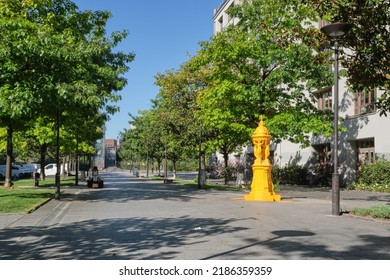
245, 117, 281, 202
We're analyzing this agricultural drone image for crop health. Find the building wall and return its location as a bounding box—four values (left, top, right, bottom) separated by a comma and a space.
213, 0, 242, 33
105, 139, 118, 168
93, 125, 106, 170
212, 1, 390, 185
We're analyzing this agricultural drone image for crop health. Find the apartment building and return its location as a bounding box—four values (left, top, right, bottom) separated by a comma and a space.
213, 0, 390, 185
213, 0, 242, 33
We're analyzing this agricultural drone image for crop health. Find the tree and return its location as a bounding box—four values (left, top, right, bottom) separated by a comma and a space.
193, 0, 334, 150
154, 62, 213, 183
0, 0, 134, 188
0, 1, 43, 186
311, 0, 390, 114
126, 110, 164, 175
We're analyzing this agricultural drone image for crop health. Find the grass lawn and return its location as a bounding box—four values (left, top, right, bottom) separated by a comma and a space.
350, 205, 390, 219
0, 177, 75, 214
0, 187, 55, 214
177, 179, 246, 191
12, 177, 75, 188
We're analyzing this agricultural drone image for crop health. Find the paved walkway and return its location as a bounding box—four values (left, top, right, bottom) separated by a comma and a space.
0, 171, 389, 260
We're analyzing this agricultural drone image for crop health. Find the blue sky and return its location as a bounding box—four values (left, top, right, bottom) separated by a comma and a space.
74, 0, 223, 140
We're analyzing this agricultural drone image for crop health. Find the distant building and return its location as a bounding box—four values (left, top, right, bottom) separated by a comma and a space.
93, 126, 106, 170
213, 1, 390, 185
105, 139, 118, 168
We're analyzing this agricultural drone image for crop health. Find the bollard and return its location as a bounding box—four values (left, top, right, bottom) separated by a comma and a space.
34, 172, 40, 188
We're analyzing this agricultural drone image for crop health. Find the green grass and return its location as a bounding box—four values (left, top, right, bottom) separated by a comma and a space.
350, 205, 390, 219
12, 177, 76, 188
0, 178, 74, 214
0, 187, 55, 214
177, 179, 245, 191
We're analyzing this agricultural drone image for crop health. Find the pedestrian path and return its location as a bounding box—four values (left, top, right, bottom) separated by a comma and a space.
0, 171, 389, 260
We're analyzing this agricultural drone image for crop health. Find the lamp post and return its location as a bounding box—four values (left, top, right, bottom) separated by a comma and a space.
320, 22, 351, 216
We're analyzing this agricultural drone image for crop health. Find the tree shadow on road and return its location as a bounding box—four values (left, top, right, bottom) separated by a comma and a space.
2, 172, 389, 260
1, 217, 389, 260
0, 215, 248, 260
202, 230, 390, 260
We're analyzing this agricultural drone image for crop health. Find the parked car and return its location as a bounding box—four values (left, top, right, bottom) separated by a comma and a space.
0, 164, 32, 179
16, 164, 40, 178
37, 163, 68, 176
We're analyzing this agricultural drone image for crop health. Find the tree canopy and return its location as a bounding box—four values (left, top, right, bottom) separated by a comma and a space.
193, 0, 334, 147
312, 0, 390, 113
0, 0, 134, 186
119, 0, 387, 186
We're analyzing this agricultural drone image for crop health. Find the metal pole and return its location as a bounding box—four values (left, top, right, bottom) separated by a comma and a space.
332, 40, 340, 216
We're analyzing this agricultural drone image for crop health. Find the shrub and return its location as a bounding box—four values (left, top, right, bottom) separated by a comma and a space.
307, 161, 333, 187
347, 160, 390, 193
359, 160, 390, 185
347, 182, 390, 192
176, 160, 198, 172
272, 165, 308, 185
272, 162, 333, 187
206, 159, 244, 181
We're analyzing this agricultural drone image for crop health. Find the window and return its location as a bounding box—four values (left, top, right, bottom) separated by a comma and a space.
356, 138, 375, 170
316, 88, 332, 111
227, 3, 234, 25
354, 89, 377, 115
313, 143, 331, 163
218, 15, 223, 26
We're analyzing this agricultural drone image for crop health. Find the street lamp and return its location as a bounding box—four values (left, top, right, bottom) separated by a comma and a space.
320, 22, 352, 216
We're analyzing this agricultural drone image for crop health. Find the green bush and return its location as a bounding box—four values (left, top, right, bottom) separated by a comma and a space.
307, 161, 333, 187
272, 165, 308, 185
176, 160, 198, 172
206, 159, 244, 181
347, 182, 390, 192
359, 160, 390, 185
347, 160, 390, 192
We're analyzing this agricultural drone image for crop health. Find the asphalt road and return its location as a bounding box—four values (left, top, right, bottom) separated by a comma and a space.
0, 171, 389, 260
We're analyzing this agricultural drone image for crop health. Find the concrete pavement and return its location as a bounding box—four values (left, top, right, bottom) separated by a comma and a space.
0, 171, 389, 260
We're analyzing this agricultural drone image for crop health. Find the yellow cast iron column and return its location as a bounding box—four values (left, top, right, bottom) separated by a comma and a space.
245, 117, 281, 202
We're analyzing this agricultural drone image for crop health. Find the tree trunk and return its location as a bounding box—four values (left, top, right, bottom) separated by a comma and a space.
173, 160, 177, 179
4, 127, 13, 188
39, 143, 48, 180
157, 159, 162, 176
198, 129, 206, 189
198, 150, 206, 189
61, 156, 67, 177
223, 152, 229, 185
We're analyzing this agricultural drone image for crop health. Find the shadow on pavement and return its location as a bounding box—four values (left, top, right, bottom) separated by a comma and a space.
1, 171, 389, 260
202, 230, 390, 260
0, 216, 247, 260
1, 216, 389, 260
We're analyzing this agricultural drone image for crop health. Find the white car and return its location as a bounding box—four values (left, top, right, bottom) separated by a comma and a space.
37, 163, 57, 176
37, 163, 68, 176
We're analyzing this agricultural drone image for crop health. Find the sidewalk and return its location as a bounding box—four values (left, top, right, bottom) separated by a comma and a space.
0, 171, 389, 260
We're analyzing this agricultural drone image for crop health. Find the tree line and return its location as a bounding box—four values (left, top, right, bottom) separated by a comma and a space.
118, 0, 389, 185
0, 0, 134, 187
